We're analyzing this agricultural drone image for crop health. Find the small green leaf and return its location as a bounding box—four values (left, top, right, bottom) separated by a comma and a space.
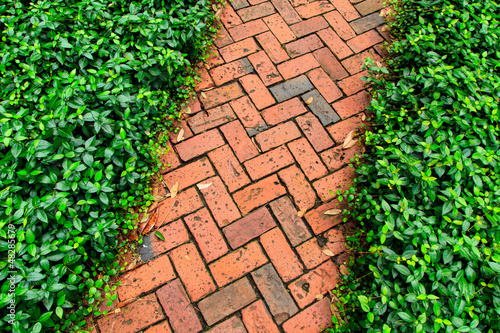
155, 231, 165, 242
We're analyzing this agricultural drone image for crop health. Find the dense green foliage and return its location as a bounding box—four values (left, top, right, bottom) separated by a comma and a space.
0, 0, 216, 331
331, 0, 500, 332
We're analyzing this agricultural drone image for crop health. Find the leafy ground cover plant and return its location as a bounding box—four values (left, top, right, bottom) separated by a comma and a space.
0, 0, 216, 331
330, 0, 500, 332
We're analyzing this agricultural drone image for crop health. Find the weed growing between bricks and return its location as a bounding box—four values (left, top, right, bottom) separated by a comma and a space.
329, 0, 500, 332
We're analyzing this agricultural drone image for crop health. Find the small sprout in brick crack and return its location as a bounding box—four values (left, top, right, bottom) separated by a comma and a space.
197, 183, 213, 190
155, 231, 166, 242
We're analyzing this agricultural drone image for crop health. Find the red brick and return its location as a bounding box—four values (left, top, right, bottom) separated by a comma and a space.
285, 35, 323, 58
355, 0, 384, 15
324, 229, 348, 255
317, 27, 353, 59
160, 145, 181, 173
332, 90, 371, 118
327, 112, 366, 143
288, 260, 340, 308
341, 48, 382, 74
277, 53, 320, 80
295, 0, 334, 18
270, 0, 302, 24
144, 321, 172, 333
170, 243, 217, 301
198, 277, 257, 325
157, 279, 203, 333
245, 146, 294, 180
220, 120, 260, 162
261, 228, 304, 282
324, 10, 356, 40
97, 294, 164, 333
163, 157, 214, 191
242, 300, 281, 333
256, 31, 290, 64
214, 24, 234, 48
249, 0, 267, 4
313, 166, 356, 201
223, 207, 276, 249
209, 241, 268, 285
237, 2, 276, 22
174, 129, 222, 162
118, 254, 175, 300
290, 16, 329, 38
239, 74, 276, 110
184, 208, 229, 262
288, 137, 328, 181
313, 47, 348, 80
170, 119, 194, 145
347, 29, 384, 52
282, 297, 333, 332
208, 145, 251, 192
207, 316, 247, 333
269, 196, 312, 246
199, 81, 245, 109
296, 237, 330, 269
199, 176, 241, 227
207, 46, 225, 68
229, 19, 269, 41
255, 121, 302, 152
219, 37, 260, 63
289, 0, 308, 5
377, 24, 391, 41
232, 175, 287, 214
262, 97, 307, 125
195, 68, 214, 92
150, 219, 190, 256
278, 165, 317, 210
330, 0, 361, 21
157, 187, 204, 226
230, 96, 268, 135
209, 58, 254, 86
321, 144, 363, 172
337, 70, 369, 95
374, 42, 389, 58
221, 4, 243, 29
306, 68, 343, 103
188, 104, 237, 134
248, 50, 283, 86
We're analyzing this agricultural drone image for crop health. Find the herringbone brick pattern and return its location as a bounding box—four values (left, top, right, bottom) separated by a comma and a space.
96, 0, 388, 331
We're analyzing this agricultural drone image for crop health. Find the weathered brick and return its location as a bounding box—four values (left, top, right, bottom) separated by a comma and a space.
198, 277, 257, 326
214, 24, 234, 48
220, 120, 260, 162
330, 0, 361, 21
229, 19, 269, 41
262, 97, 308, 125
207, 46, 225, 68
209, 58, 254, 86
250, 0, 269, 4
208, 145, 251, 192
285, 34, 323, 58
199, 81, 246, 109
313, 166, 356, 201
327, 112, 366, 143
231, 0, 250, 10
341, 48, 382, 74
239, 74, 276, 109
278, 165, 317, 210
160, 145, 181, 173
282, 297, 333, 332
256, 31, 290, 64
296, 237, 330, 269
230, 96, 268, 135
271, 0, 301, 24
157, 279, 203, 333
350, 11, 385, 34
144, 321, 172, 333
289, 0, 308, 5
290, 16, 329, 38
301, 89, 341, 125
321, 143, 363, 172
296, 112, 335, 152
306, 68, 343, 103
324, 229, 348, 256
219, 37, 260, 62
170, 119, 193, 145
170, 243, 216, 301
97, 294, 164, 333
244, 146, 294, 180
269, 196, 312, 246
207, 316, 247, 333
223, 207, 276, 249
337, 70, 369, 96
288, 137, 328, 181
232, 175, 287, 214
288, 260, 340, 308
188, 104, 237, 134
157, 187, 204, 226
317, 28, 353, 59
332, 90, 371, 118
185, 94, 203, 114
194, 67, 215, 92
377, 24, 392, 41
174, 130, 223, 161
251, 264, 299, 324
355, 0, 384, 15
221, 4, 243, 29
269, 75, 314, 102
199, 176, 241, 227
237, 2, 276, 22
324, 10, 356, 40
255, 121, 302, 151
209, 241, 267, 285
374, 42, 389, 58
147, 219, 190, 257
118, 254, 175, 300
277, 53, 320, 80
242, 300, 281, 333
162, 157, 215, 191
313, 47, 348, 80
248, 50, 283, 86
347, 29, 384, 52
262, 14, 297, 45
184, 208, 229, 262
295, 1, 334, 18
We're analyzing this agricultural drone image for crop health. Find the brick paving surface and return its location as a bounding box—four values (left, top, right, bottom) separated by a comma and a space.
97, 0, 387, 331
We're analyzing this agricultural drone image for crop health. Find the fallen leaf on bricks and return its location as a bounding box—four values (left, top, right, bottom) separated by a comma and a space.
323, 209, 342, 216
342, 130, 357, 149
315, 294, 324, 301
201, 91, 207, 98
305, 97, 314, 104
322, 249, 335, 256
176, 128, 185, 142
170, 182, 179, 199
197, 183, 212, 190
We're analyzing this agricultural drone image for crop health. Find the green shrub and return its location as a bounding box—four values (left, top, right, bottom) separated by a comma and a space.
0, 0, 216, 331
331, 0, 500, 332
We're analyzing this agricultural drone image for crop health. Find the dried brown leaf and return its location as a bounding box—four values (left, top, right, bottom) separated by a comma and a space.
116, 298, 137, 309
305, 97, 314, 105
322, 249, 335, 257
297, 208, 307, 218
141, 211, 158, 235
197, 183, 212, 190
251, 137, 262, 153
342, 130, 356, 149
185, 106, 192, 114
361, 114, 366, 121
176, 128, 185, 142
201, 91, 207, 99
343, 138, 358, 149
315, 294, 324, 301
323, 209, 342, 216
148, 201, 158, 213
140, 213, 149, 223
170, 182, 179, 199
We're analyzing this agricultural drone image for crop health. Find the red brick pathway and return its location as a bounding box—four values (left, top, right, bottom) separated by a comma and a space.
96, 0, 388, 331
